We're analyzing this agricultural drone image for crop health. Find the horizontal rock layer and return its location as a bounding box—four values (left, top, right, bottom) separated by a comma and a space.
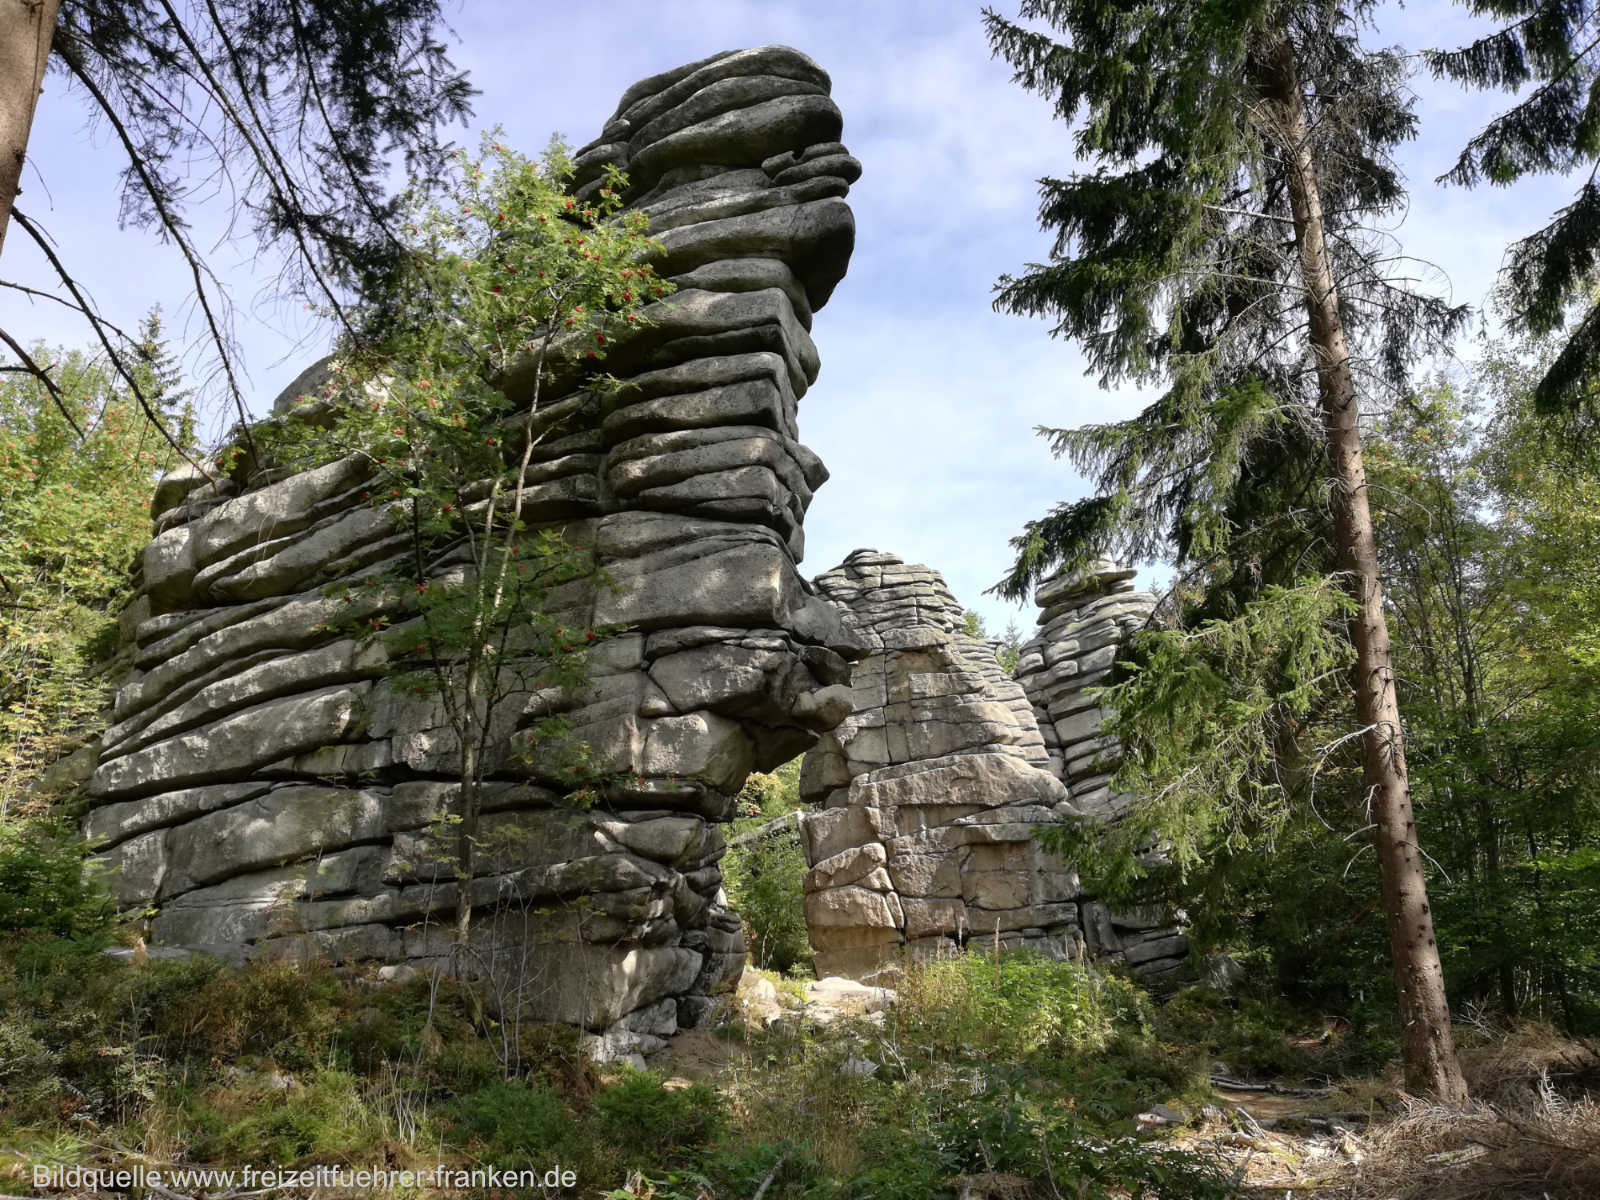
87, 45, 866, 1037
797, 552, 1190, 985
795, 551, 1078, 979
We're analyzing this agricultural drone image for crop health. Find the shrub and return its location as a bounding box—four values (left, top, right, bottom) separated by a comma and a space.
893, 951, 1141, 1061
185, 1069, 379, 1163
0, 819, 117, 940
847, 1081, 1232, 1200
732, 770, 791, 823
722, 760, 813, 974
593, 1071, 724, 1157
146, 954, 351, 1071
722, 826, 811, 975
0, 936, 202, 1123
458, 1080, 573, 1165
0, 942, 489, 1129
845, 1126, 953, 1200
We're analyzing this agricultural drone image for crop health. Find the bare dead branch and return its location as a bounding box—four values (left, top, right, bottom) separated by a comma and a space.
0, 322, 85, 438
10, 207, 214, 482
52, 42, 258, 468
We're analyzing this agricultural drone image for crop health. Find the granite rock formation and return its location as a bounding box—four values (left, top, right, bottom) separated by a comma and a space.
795, 552, 1191, 985
795, 551, 1081, 979
85, 45, 864, 1038
1012, 559, 1151, 813
1012, 560, 1191, 984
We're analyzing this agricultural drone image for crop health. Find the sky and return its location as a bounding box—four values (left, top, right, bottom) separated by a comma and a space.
0, 0, 1579, 632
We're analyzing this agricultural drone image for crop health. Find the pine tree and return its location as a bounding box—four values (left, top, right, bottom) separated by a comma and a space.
1425, 2, 1600, 416
983, 0, 1470, 1101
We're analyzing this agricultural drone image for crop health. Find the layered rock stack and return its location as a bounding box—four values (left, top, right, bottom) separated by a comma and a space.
795, 553, 1191, 986
795, 551, 1082, 979
1012, 559, 1151, 810
84, 46, 865, 1037
1012, 561, 1190, 984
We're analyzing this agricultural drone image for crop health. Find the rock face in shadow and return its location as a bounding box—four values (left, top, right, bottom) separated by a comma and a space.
796, 552, 1190, 985
1012, 560, 1191, 985
85, 45, 864, 1042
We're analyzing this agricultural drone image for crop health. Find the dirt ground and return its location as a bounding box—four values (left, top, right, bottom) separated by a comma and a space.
649, 1027, 744, 1079
1178, 1087, 1600, 1198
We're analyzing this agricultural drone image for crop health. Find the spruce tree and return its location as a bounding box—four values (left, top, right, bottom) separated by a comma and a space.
983, 0, 1470, 1101
0, 2, 474, 453
1425, 2, 1600, 416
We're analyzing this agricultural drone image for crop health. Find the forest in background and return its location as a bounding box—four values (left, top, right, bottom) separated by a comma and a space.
4, 1, 1600, 1198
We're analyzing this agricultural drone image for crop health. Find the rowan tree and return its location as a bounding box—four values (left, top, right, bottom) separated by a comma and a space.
262, 135, 669, 952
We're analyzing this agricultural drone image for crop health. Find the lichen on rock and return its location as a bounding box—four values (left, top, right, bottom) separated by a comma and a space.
86, 44, 866, 1044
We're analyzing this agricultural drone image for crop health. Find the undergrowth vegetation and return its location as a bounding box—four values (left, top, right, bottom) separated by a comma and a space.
723, 761, 813, 977
3, 933, 1597, 1196
0, 936, 1259, 1198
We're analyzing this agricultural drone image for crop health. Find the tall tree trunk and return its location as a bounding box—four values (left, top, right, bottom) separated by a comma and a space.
1261, 34, 1469, 1105
0, 0, 60, 259
1478, 793, 1518, 1020
1525, 824, 1576, 1034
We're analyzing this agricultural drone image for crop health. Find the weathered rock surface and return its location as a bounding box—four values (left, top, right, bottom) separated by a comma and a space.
82, 46, 1189, 1024
85, 45, 865, 1039
795, 551, 1080, 979
1013, 559, 1189, 982
796, 552, 1190, 984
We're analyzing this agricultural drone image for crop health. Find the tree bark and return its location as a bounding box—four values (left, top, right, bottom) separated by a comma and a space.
0, 0, 60, 260
454, 701, 480, 950
1261, 34, 1469, 1105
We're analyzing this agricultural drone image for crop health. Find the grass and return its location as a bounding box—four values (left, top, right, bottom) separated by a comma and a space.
0, 938, 1237, 1198
1, 933, 1594, 1199
1182, 1029, 1600, 1199
1319, 1026, 1600, 1200
1332, 1091, 1600, 1200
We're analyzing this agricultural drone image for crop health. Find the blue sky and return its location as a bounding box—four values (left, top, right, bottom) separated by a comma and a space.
0, 1, 1578, 631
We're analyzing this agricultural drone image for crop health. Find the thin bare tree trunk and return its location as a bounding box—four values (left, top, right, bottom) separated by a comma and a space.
1261, 34, 1469, 1105
0, 0, 60, 260
449, 339, 553, 954
454, 730, 479, 948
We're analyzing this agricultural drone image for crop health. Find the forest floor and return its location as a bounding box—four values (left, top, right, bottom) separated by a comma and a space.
1, 942, 1597, 1200
1208, 1027, 1600, 1200
704, 967, 1600, 1200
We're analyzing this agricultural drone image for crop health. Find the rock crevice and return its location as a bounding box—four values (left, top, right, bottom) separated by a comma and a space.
88, 44, 864, 1041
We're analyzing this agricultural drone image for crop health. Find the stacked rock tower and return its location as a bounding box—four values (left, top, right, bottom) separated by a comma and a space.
1013, 559, 1152, 808
795, 552, 1079, 978
795, 553, 1191, 985
1012, 560, 1191, 983
85, 47, 867, 1036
